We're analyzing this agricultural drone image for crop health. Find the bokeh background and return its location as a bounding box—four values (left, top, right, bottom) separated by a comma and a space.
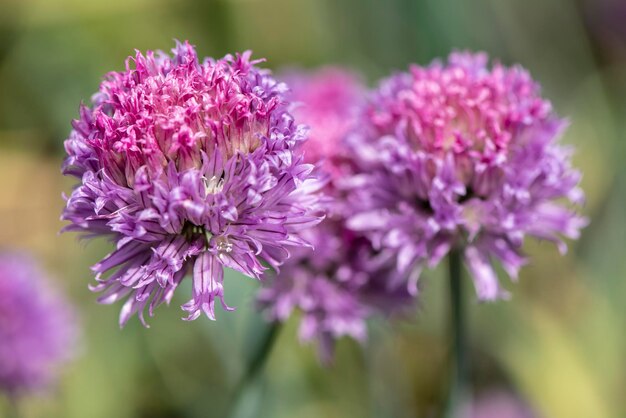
0, 0, 624, 417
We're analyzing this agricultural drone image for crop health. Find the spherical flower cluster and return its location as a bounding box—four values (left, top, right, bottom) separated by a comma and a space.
258, 69, 413, 363
343, 52, 587, 299
282, 67, 364, 168
0, 252, 79, 396
62, 41, 323, 326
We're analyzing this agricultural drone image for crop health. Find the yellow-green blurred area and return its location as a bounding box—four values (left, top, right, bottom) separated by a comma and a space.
0, 0, 624, 417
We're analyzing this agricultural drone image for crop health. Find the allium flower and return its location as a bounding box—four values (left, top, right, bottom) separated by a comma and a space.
258, 69, 413, 363
0, 252, 79, 396
343, 52, 587, 299
258, 222, 414, 363
282, 67, 364, 168
62, 41, 322, 326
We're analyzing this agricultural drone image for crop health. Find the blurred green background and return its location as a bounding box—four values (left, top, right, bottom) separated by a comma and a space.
0, 0, 624, 417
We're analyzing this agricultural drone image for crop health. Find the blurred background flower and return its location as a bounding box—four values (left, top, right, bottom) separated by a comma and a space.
280, 67, 364, 168
0, 252, 79, 398
0, 0, 624, 417
258, 67, 414, 365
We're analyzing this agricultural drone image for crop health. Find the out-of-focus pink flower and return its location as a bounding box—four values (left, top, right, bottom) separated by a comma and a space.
259, 68, 414, 363
283, 67, 364, 175
0, 252, 79, 396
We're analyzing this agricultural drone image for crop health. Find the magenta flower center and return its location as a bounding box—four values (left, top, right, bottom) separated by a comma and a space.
83, 49, 276, 187
370, 54, 551, 165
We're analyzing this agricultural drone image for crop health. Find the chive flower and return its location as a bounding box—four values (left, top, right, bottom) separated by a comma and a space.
258, 68, 413, 362
62, 42, 322, 326
343, 52, 587, 299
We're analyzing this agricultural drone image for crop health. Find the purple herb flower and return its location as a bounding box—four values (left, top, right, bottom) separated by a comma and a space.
258, 222, 414, 363
282, 67, 364, 171
258, 69, 413, 363
0, 252, 79, 396
62, 41, 323, 326
343, 52, 587, 299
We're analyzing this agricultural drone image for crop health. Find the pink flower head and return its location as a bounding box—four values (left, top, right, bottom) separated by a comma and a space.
283, 67, 364, 175
258, 68, 413, 363
62, 41, 323, 326
344, 52, 587, 300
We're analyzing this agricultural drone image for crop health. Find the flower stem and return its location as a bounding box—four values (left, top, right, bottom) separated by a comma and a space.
5, 396, 20, 418
445, 248, 468, 418
228, 321, 281, 418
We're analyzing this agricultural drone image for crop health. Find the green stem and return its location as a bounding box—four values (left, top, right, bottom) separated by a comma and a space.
227, 322, 281, 418
6, 396, 20, 418
444, 248, 468, 418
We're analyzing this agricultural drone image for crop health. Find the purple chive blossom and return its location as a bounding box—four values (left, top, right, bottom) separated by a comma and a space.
258, 69, 413, 363
281, 67, 364, 172
258, 223, 414, 363
0, 252, 79, 396
62, 41, 323, 326
343, 52, 587, 300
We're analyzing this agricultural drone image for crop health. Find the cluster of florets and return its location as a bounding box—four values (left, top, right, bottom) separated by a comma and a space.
61, 44, 587, 369
342, 52, 587, 299
258, 216, 414, 362
62, 41, 323, 326
258, 69, 413, 362
0, 253, 79, 395
281, 67, 364, 168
